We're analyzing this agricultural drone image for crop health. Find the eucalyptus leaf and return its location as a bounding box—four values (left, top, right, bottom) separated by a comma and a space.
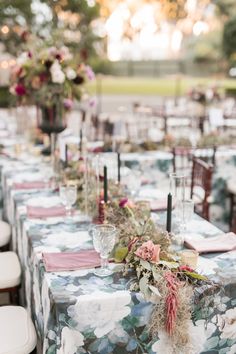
185, 271, 208, 281
153, 270, 162, 282
139, 276, 148, 294
139, 276, 153, 300
140, 259, 152, 271
159, 260, 179, 269
149, 285, 161, 297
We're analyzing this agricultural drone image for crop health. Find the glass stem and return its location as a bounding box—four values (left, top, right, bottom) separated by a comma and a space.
66, 205, 72, 217
100, 256, 108, 270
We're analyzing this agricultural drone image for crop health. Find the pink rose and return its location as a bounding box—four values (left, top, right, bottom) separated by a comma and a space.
63, 98, 73, 110
85, 65, 95, 80
135, 240, 160, 263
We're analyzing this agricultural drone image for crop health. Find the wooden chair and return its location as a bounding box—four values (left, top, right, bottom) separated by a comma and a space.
172, 146, 193, 174
173, 145, 217, 175
193, 145, 217, 168
190, 157, 213, 221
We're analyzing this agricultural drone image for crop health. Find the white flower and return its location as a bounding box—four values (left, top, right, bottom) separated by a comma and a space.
228, 344, 236, 354
60, 46, 73, 60
58, 327, 84, 354
68, 290, 131, 338
66, 68, 76, 80
218, 308, 236, 339
50, 60, 65, 84
152, 320, 216, 354
16, 52, 29, 65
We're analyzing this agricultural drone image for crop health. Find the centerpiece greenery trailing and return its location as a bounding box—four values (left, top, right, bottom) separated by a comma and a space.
105, 198, 219, 353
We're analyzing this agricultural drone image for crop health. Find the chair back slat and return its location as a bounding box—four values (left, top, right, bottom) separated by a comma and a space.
191, 157, 213, 220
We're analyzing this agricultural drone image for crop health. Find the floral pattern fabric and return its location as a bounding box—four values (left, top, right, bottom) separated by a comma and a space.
1, 154, 236, 354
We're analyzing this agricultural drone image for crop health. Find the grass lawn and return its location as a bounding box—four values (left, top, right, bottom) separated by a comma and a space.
87, 76, 236, 96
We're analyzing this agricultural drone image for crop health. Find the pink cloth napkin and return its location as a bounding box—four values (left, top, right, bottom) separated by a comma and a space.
13, 181, 49, 190
42, 250, 101, 272
150, 198, 168, 211
185, 232, 236, 253
27, 205, 66, 218
150, 198, 176, 211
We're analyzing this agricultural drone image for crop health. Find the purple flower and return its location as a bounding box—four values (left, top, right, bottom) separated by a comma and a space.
15, 83, 26, 96
63, 98, 73, 110
89, 97, 97, 107
85, 65, 95, 81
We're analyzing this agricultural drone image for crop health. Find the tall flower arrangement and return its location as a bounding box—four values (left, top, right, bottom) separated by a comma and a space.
10, 45, 94, 108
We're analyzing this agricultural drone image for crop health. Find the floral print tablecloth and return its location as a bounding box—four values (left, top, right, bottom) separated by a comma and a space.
1, 155, 236, 354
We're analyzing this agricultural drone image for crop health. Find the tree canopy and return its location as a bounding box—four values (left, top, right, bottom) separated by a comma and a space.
0, 0, 100, 57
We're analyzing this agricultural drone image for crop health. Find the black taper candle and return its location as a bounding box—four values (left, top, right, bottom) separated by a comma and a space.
117, 152, 121, 183
79, 128, 83, 154
103, 165, 108, 203
166, 192, 172, 233
65, 144, 68, 167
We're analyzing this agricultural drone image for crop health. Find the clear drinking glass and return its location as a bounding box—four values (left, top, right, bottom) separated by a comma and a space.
90, 224, 117, 277
169, 172, 186, 225
127, 169, 142, 197
182, 199, 194, 230
59, 183, 77, 218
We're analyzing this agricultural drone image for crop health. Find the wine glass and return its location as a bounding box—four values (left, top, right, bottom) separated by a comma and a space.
90, 224, 117, 277
127, 169, 141, 197
59, 183, 77, 219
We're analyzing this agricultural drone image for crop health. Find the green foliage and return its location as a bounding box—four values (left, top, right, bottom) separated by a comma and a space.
223, 16, 236, 61
215, 0, 236, 18
184, 31, 223, 62
0, 86, 16, 108
88, 57, 113, 74
0, 0, 100, 57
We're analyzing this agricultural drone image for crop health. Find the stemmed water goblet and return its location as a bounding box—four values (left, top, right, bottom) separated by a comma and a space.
90, 224, 117, 277
59, 183, 77, 220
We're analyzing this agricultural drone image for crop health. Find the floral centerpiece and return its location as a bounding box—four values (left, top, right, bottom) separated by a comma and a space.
105, 199, 219, 353
10, 45, 94, 133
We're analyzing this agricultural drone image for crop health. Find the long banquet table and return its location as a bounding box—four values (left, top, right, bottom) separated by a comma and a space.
1, 141, 236, 354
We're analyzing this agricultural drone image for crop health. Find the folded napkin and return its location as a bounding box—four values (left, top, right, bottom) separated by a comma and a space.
42, 250, 100, 272
27, 205, 66, 218
185, 232, 236, 253
13, 181, 49, 190
150, 198, 168, 211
